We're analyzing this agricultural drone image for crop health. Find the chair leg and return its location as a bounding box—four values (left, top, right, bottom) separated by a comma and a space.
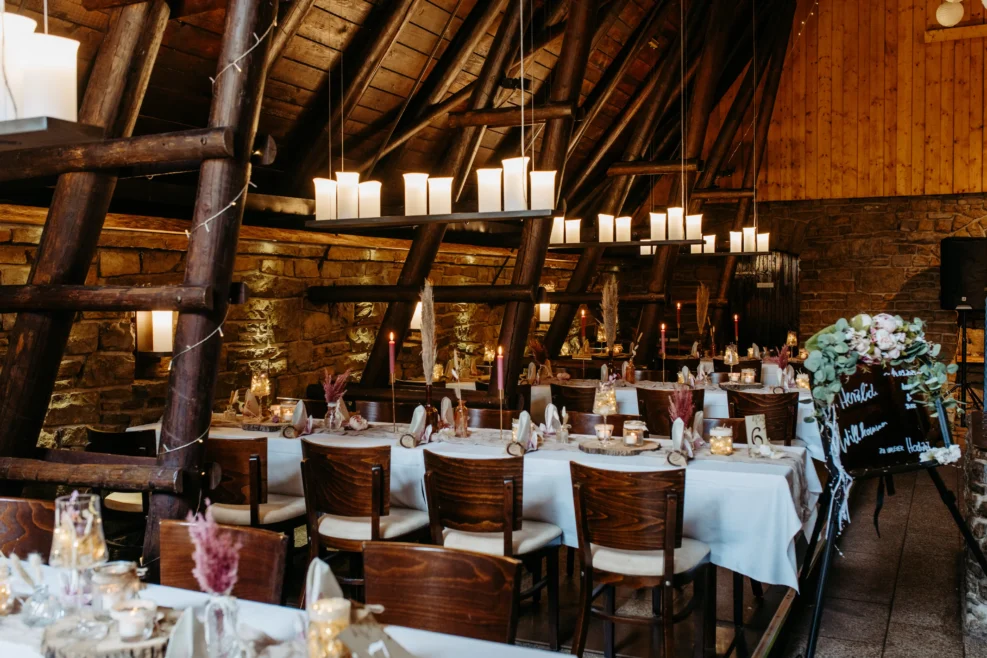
692, 566, 709, 658
603, 585, 616, 658
571, 569, 593, 657
566, 547, 576, 577
704, 566, 717, 658
663, 582, 675, 658
733, 571, 749, 658
532, 557, 543, 604
749, 579, 763, 600
652, 587, 663, 655
547, 549, 560, 651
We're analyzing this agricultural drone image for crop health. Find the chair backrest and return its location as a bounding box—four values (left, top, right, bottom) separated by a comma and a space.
570, 463, 684, 553
301, 441, 390, 518
467, 407, 521, 429
85, 428, 157, 457
204, 437, 267, 505
635, 388, 706, 437
424, 452, 523, 534
363, 542, 521, 644
160, 519, 287, 604
726, 391, 799, 446
355, 400, 417, 423
633, 369, 663, 382
0, 497, 55, 561
566, 412, 642, 437
702, 417, 747, 439
550, 384, 597, 413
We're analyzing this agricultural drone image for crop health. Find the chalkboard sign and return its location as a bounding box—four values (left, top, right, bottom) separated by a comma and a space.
833, 364, 936, 474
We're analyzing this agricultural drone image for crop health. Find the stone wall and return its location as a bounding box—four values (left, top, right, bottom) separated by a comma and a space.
0, 207, 574, 447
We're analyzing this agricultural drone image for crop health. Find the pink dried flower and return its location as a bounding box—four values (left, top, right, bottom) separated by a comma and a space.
186, 502, 242, 596
322, 367, 352, 404
777, 345, 790, 370
668, 389, 694, 424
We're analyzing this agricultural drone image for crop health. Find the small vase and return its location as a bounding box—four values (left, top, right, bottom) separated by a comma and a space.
325, 401, 343, 433
205, 594, 239, 658
424, 384, 439, 431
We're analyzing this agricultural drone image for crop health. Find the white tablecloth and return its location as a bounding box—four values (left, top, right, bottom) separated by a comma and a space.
1, 567, 555, 657
527, 381, 822, 460
132, 424, 820, 590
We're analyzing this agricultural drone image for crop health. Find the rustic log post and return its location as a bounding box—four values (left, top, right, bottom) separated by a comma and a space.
491, 0, 598, 397
143, 0, 278, 575
0, 0, 170, 463
0, 285, 213, 312
359, 0, 524, 388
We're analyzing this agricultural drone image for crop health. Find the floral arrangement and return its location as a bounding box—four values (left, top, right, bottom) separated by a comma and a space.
187, 503, 242, 596
668, 388, 694, 425
322, 367, 351, 404
803, 313, 956, 414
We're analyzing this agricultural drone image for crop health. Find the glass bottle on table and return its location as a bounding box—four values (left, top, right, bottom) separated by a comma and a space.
593, 382, 618, 444
49, 493, 109, 639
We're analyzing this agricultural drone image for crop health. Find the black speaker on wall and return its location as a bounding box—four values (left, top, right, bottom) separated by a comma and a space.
940, 238, 987, 311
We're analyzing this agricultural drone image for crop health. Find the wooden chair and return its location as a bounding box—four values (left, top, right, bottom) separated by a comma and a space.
363, 542, 522, 644
85, 428, 157, 514
301, 441, 429, 598
569, 463, 713, 658
0, 497, 55, 561
204, 437, 307, 531
566, 412, 643, 437
550, 383, 597, 413
424, 452, 563, 650
633, 369, 663, 382
355, 400, 417, 424
702, 417, 747, 439
727, 390, 799, 446
160, 519, 288, 604
636, 388, 706, 437
467, 407, 521, 429
707, 372, 730, 385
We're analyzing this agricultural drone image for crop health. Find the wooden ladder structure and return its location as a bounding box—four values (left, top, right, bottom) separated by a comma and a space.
0, 0, 279, 576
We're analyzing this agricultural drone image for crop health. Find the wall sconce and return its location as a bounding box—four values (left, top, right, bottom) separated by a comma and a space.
136, 310, 175, 354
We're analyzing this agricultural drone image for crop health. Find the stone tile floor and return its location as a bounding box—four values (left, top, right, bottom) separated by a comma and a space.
776, 464, 986, 658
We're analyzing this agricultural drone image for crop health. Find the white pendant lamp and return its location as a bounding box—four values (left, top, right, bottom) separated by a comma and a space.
20, 32, 79, 121
0, 13, 36, 121
936, 1, 963, 26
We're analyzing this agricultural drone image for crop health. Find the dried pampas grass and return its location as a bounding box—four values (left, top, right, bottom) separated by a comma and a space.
421, 280, 437, 385
696, 283, 710, 332
602, 276, 618, 353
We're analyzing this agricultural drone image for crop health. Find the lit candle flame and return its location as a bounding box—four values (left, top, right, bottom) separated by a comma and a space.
497, 346, 503, 356
389, 332, 394, 341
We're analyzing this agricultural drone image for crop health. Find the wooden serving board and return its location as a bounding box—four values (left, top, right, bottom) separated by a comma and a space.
42, 608, 182, 658
240, 421, 289, 432
578, 440, 660, 456
718, 383, 762, 391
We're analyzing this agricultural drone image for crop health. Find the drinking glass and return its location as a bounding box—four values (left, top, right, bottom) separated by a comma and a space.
49, 493, 109, 639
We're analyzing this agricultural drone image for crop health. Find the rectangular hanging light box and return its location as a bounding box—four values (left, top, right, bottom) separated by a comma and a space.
136, 310, 175, 354
756, 232, 770, 252
403, 173, 429, 215
428, 177, 453, 214
615, 216, 632, 242
0, 13, 37, 122
476, 169, 502, 212
550, 216, 565, 244
313, 178, 337, 221
730, 231, 742, 253
21, 33, 79, 122
336, 172, 360, 219
565, 218, 581, 243
410, 302, 423, 331
529, 171, 556, 210
649, 213, 666, 241
743, 227, 757, 252
667, 207, 684, 240
502, 156, 530, 211
598, 214, 614, 242
358, 181, 381, 218
640, 240, 655, 256
703, 235, 716, 253
538, 302, 551, 322
685, 214, 703, 241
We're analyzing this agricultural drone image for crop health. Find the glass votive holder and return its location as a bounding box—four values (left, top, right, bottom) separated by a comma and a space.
308, 598, 351, 658
623, 420, 647, 446
728, 372, 741, 383
798, 348, 809, 360
747, 347, 754, 358
511, 418, 520, 442
677, 373, 685, 384
796, 373, 811, 390
594, 423, 614, 441
741, 368, 756, 384
110, 599, 157, 642
709, 427, 734, 456
91, 561, 141, 619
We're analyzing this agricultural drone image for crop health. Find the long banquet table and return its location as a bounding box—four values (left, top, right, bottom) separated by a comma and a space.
1, 567, 557, 657
132, 423, 821, 590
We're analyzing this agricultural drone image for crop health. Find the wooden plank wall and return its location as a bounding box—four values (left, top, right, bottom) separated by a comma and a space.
752, 0, 987, 200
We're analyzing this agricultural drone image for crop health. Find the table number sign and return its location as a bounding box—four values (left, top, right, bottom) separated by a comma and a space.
745, 414, 768, 454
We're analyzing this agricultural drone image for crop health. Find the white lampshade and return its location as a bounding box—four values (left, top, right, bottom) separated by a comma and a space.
529, 170, 556, 210
136, 310, 175, 354
358, 181, 381, 218
313, 178, 337, 220
936, 1, 963, 26
649, 213, 666, 241
336, 172, 360, 219
476, 169, 502, 212
667, 207, 684, 240
565, 218, 581, 243
703, 235, 716, 253
403, 173, 428, 215
0, 13, 37, 122
502, 156, 530, 211
756, 232, 770, 252
730, 231, 742, 253
428, 177, 453, 214
598, 214, 614, 242
410, 302, 423, 331
639, 240, 655, 256
21, 33, 79, 122
743, 227, 757, 253
550, 216, 565, 244
538, 302, 551, 323
615, 216, 632, 242
685, 214, 703, 240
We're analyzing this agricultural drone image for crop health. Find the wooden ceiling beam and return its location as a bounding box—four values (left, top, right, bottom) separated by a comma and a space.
692, 188, 755, 200
447, 102, 577, 128
267, 0, 317, 68
309, 284, 540, 304
83, 0, 221, 18
0, 285, 213, 312
606, 159, 701, 176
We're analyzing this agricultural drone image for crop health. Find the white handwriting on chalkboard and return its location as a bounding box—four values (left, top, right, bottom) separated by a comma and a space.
880, 445, 905, 455
889, 367, 919, 377
840, 420, 890, 451
906, 436, 932, 454
838, 382, 878, 408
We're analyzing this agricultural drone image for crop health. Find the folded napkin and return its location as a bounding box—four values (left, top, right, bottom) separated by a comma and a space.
692, 410, 704, 441
514, 411, 538, 452
440, 397, 454, 427
399, 405, 434, 448
243, 390, 261, 417
165, 608, 206, 658
527, 362, 537, 384
681, 366, 691, 381
783, 364, 796, 387
752, 343, 761, 359
670, 417, 692, 458
691, 341, 700, 357
305, 557, 344, 612
544, 403, 561, 436
600, 364, 608, 382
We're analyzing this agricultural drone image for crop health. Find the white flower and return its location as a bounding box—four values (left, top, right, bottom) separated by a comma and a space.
873, 313, 899, 334
873, 328, 897, 352
920, 444, 961, 465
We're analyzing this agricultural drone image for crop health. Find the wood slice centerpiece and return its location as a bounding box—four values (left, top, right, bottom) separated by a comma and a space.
41, 608, 182, 658
578, 439, 660, 456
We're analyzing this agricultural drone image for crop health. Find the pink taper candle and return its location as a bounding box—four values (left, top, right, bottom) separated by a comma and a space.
733, 314, 739, 343
676, 302, 681, 327
661, 323, 666, 355
388, 332, 395, 378
580, 309, 586, 340
496, 346, 504, 392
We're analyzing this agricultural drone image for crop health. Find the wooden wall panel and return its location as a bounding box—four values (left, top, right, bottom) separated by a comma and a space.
761, 0, 987, 200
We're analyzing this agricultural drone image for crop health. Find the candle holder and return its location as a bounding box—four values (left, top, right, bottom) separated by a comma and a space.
592, 382, 618, 446
709, 426, 734, 456
499, 388, 504, 442
390, 373, 397, 435
424, 384, 439, 431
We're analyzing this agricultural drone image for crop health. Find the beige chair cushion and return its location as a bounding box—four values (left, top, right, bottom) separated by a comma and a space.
317, 507, 429, 541
442, 520, 562, 557
210, 494, 307, 526
589, 538, 710, 577
104, 492, 143, 514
